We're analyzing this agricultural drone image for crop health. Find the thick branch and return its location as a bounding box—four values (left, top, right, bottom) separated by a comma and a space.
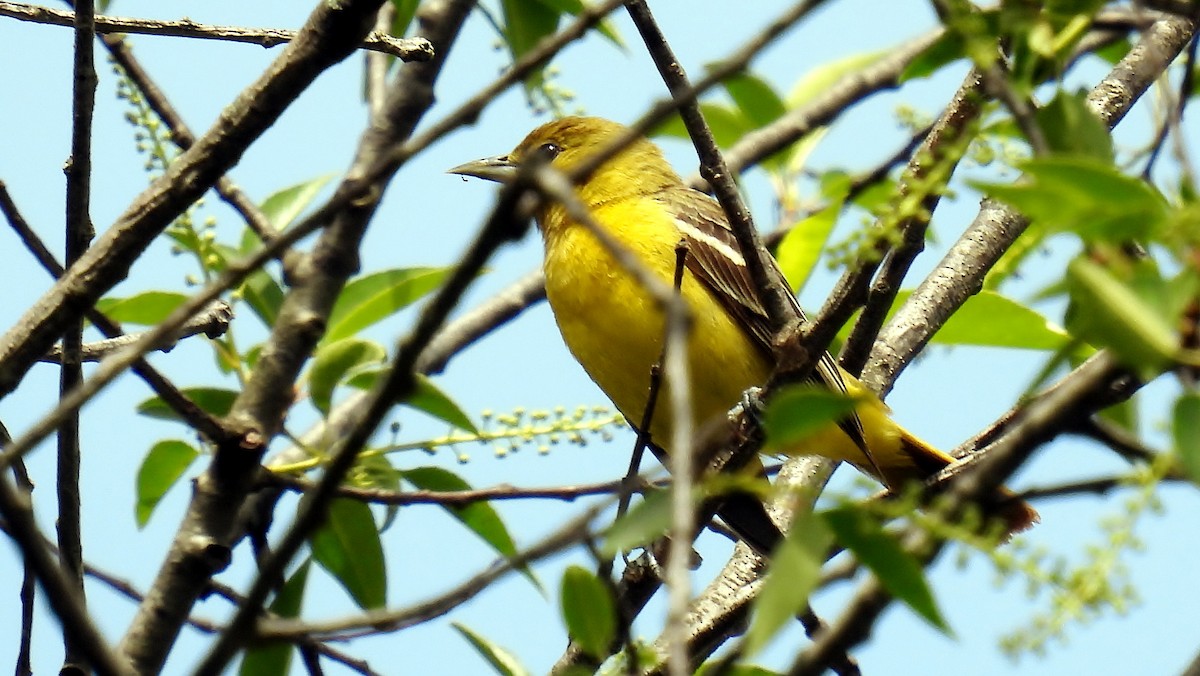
865, 13, 1198, 396
0, 0, 388, 401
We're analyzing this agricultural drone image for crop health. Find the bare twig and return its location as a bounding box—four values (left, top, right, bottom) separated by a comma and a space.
415, 269, 546, 374
268, 471, 667, 506
691, 29, 945, 186
7, 417, 36, 676
256, 501, 610, 641
1072, 416, 1159, 464
57, 1, 97, 667
627, 0, 825, 337
0, 1, 434, 61
365, 3, 396, 117
1015, 472, 1185, 502
39, 302, 233, 363
2, 528, 382, 676
0, 474, 130, 674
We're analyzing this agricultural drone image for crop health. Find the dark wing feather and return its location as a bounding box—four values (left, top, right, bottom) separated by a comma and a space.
657, 189, 879, 475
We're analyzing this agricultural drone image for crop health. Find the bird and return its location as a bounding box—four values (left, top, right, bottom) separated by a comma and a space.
450, 116, 1038, 550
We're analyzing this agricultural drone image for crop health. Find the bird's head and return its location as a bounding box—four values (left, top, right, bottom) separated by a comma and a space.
448, 116, 681, 204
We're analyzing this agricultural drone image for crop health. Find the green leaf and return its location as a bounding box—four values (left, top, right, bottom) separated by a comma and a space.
560, 565, 617, 660
743, 513, 831, 655
323, 267, 452, 345
137, 387, 238, 422
501, 0, 560, 59
1174, 392, 1200, 485
351, 453, 404, 532
1094, 37, 1132, 65
260, 175, 333, 230
406, 375, 479, 433
96, 291, 188, 326
453, 623, 532, 676
238, 267, 285, 328
785, 126, 830, 177
901, 31, 967, 82
1098, 396, 1138, 434
346, 370, 478, 434
722, 72, 787, 129
602, 489, 672, 556
787, 49, 885, 109
975, 156, 1168, 243
763, 385, 861, 451
922, 290, 1074, 351
775, 200, 842, 294
528, 0, 623, 48
238, 560, 311, 676
654, 102, 751, 150
390, 0, 420, 37
310, 498, 387, 609
1036, 89, 1113, 162
135, 440, 199, 527
1066, 257, 1178, 375
308, 338, 388, 414
823, 506, 950, 633
401, 467, 526, 575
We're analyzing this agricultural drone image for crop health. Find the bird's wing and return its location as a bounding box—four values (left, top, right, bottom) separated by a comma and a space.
658, 188, 877, 472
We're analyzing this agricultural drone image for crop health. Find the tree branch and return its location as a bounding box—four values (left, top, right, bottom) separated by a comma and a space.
57, 0, 97, 668
0, 0, 389, 402
0, 425, 130, 675
0, 1, 434, 61
864, 13, 1198, 397
256, 501, 610, 642
38, 302, 233, 363
0, 181, 238, 445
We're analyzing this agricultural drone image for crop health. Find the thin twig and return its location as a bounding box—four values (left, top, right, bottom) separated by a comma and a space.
256, 501, 611, 641
365, 3, 395, 118
268, 471, 668, 506
39, 302, 233, 363
1015, 472, 1185, 502
626, 0, 825, 337
693, 30, 944, 185
0, 1, 434, 60
0, 475, 130, 674
8, 528, 383, 676
836, 70, 985, 375
415, 269, 546, 374
6, 418, 36, 676
58, 0, 97, 668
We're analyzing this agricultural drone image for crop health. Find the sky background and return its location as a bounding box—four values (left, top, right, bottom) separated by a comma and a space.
2, 1, 1199, 674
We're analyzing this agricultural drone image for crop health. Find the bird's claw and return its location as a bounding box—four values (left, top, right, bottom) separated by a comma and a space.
729, 386, 766, 426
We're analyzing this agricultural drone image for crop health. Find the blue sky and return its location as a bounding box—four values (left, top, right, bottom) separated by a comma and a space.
2, 1, 1199, 674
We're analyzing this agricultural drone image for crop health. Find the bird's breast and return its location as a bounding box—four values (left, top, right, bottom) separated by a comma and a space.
540, 203, 770, 450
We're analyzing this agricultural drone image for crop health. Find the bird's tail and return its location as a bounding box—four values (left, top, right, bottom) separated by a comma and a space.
898, 430, 1040, 535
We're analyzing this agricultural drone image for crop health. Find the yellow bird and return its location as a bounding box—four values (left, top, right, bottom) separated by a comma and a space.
451, 116, 1037, 545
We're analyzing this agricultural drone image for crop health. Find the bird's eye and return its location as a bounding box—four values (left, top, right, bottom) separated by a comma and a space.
537, 142, 563, 160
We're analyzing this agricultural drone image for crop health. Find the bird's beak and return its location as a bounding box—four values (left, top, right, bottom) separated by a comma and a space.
447, 155, 519, 184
